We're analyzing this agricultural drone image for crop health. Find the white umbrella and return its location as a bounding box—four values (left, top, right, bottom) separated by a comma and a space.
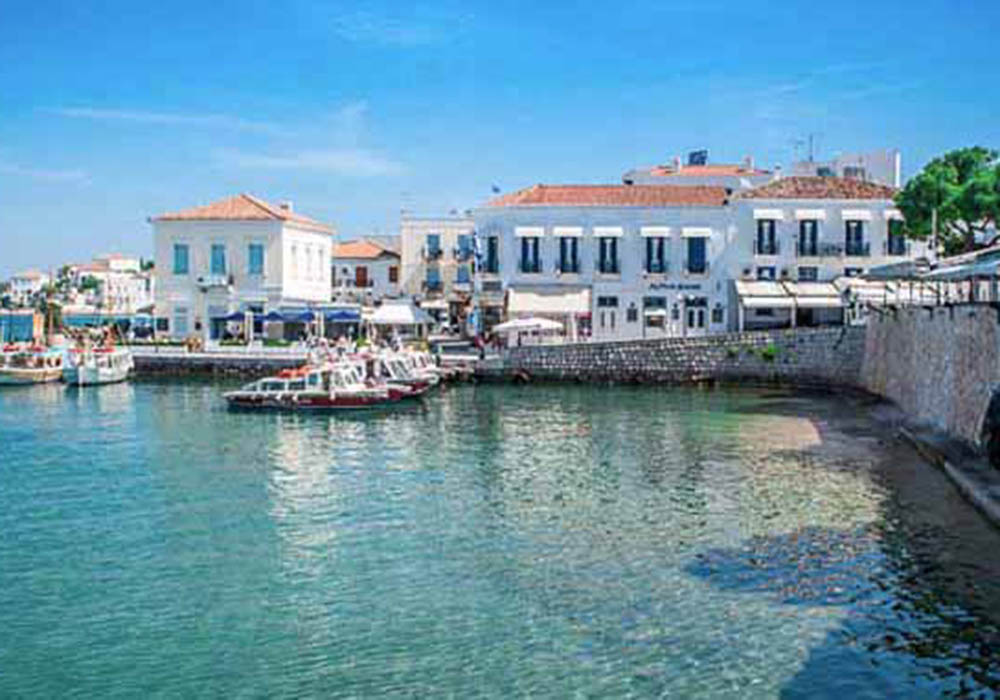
492, 317, 563, 333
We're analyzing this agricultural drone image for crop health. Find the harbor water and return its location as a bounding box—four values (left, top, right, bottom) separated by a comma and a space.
1, 382, 999, 697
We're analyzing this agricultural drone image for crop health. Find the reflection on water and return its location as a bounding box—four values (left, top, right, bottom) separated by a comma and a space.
0, 382, 998, 698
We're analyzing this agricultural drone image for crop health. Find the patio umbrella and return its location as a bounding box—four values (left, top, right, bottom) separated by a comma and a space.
261, 311, 285, 322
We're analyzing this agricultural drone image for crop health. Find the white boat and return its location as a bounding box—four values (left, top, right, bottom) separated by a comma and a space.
0, 345, 64, 385
224, 362, 410, 411
62, 346, 134, 386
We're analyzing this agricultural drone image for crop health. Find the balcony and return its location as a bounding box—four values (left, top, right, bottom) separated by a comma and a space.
753, 240, 780, 256
884, 239, 910, 256
596, 261, 620, 275
423, 247, 443, 262
683, 260, 710, 276
519, 260, 543, 274
845, 242, 871, 257
423, 280, 443, 293
196, 274, 233, 290
556, 260, 580, 274
644, 261, 669, 275
454, 247, 474, 262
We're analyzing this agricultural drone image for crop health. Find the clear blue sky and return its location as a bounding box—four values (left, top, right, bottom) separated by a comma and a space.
1, 0, 998, 276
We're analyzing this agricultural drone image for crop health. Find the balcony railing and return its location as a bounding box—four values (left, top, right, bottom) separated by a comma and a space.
644, 261, 669, 274
423, 280, 443, 292
519, 260, 543, 274
454, 247, 474, 262
684, 260, 710, 275
845, 242, 871, 257
884, 238, 910, 256
753, 240, 780, 256
597, 261, 620, 275
423, 247, 443, 261
557, 260, 580, 274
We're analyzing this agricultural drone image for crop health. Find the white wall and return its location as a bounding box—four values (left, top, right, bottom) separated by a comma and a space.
332, 255, 400, 301
400, 216, 475, 297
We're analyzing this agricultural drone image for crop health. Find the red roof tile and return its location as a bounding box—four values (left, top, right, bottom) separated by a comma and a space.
741, 176, 897, 200
153, 193, 333, 233
487, 184, 728, 208
332, 240, 397, 259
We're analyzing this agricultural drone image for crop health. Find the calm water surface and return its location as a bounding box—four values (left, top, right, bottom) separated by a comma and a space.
1, 381, 999, 698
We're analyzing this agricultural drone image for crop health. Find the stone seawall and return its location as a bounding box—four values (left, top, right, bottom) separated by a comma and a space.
133, 352, 307, 376
862, 304, 1000, 450
501, 326, 866, 388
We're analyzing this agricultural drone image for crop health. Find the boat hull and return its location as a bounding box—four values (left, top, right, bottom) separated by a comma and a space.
62, 366, 131, 386
224, 390, 404, 412
0, 367, 63, 385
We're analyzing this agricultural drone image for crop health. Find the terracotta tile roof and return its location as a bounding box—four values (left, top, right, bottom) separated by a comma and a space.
152, 193, 333, 233
332, 240, 397, 259
649, 164, 771, 177
487, 184, 729, 208
741, 176, 897, 200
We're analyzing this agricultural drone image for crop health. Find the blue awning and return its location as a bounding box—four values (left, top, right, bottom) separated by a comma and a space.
212, 311, 247, 322
260, 311, 285, 322
325, 310, 361, 322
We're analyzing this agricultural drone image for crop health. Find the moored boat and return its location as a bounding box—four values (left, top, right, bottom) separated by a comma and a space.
62, 346, 134, 386
224, 363, 408, 411
0, 345, 64, 385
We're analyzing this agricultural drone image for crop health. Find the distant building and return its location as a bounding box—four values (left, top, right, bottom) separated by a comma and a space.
791, 148, 901, 188
400, 215, 475, 326
622, 153, 773, 189
331, 238, 400, 303
7, 270, 50, 307
68, 255, 153, 313
150, 193, 335, 340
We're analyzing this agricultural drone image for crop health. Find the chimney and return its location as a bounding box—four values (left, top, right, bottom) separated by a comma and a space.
279, 200, 293, 212
673, 156, 682, 172
743, 155, 755, 171
773, 165, 783, 181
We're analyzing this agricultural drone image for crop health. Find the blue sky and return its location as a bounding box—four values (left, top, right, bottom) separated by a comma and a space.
1, 0, 998, 276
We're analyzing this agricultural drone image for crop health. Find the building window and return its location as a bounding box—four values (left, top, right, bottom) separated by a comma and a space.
558, 237, 579, 273
457, 265, 471, 284
425, 266, 442, 291
887, 219, 907, 255
597, 296, 618, 308
519, 237, 541, 273
290, 245, 298, 279
426, 233, 442, 259
671, 304, 680, 321
626, 304, 638, 323
172, 244, 190, 275
845, 220, 868, 256
798, 220, 819, 256
388, 266, 399, 283
844, 267, 864, 277
248, 244, 264, 275
210, 244, 226, 275
756, 266, 776, 281
686, 237, 707, 274
755, 220, 778, 255
598, 237, 619, 274
484, 237, 499, 274
645, 237, 666, 273
711, 304, 724, 324
456, 234, 472, 260
798, 266, 818, 281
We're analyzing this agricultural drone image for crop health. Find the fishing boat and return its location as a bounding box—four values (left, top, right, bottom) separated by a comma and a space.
0, 345, 64, 385
378, 352, 436, 395
62, 346, 134, 386
223, 362, 410, 411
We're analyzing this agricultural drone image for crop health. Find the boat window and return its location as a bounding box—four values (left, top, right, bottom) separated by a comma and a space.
261, 380, 285, 392
307, 373, 320, 386
288, 379, 306, 391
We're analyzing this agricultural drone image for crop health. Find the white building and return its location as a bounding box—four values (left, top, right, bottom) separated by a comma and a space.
7, 270, 50, 307
400, 215, 475, 326
331, 239, 400, 303
473, 177, 928, 341
69, 255, 153, 313
791, 148, 901, 188
151, 193, 335, 340
473, 184, 734, 341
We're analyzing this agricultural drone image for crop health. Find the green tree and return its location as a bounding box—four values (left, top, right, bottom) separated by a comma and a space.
78, 275, 101, 292
895, 147, 1000, 255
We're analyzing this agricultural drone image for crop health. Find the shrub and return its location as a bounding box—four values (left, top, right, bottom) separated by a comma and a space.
760, 344, 779, 362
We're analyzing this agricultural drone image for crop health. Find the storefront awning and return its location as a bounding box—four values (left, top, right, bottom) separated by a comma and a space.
782, 282, 843, 309
508, 287, 591, 315
735, 280, 795, 309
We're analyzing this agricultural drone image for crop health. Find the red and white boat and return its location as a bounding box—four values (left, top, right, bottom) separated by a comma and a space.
223, 362, 414, 411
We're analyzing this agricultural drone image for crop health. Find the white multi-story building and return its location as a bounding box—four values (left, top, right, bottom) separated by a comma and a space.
7, 270, 50, 307
400, 215, 475, 325
69, 255, 153, 313
151, 193, 335, 340
474, 185, 734, 341
331, 239, 400, 303
791, 148, 902, 187
473, 177, 927, 340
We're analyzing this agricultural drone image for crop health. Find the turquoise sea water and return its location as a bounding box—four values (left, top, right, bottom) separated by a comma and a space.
1, 382, 999, 698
